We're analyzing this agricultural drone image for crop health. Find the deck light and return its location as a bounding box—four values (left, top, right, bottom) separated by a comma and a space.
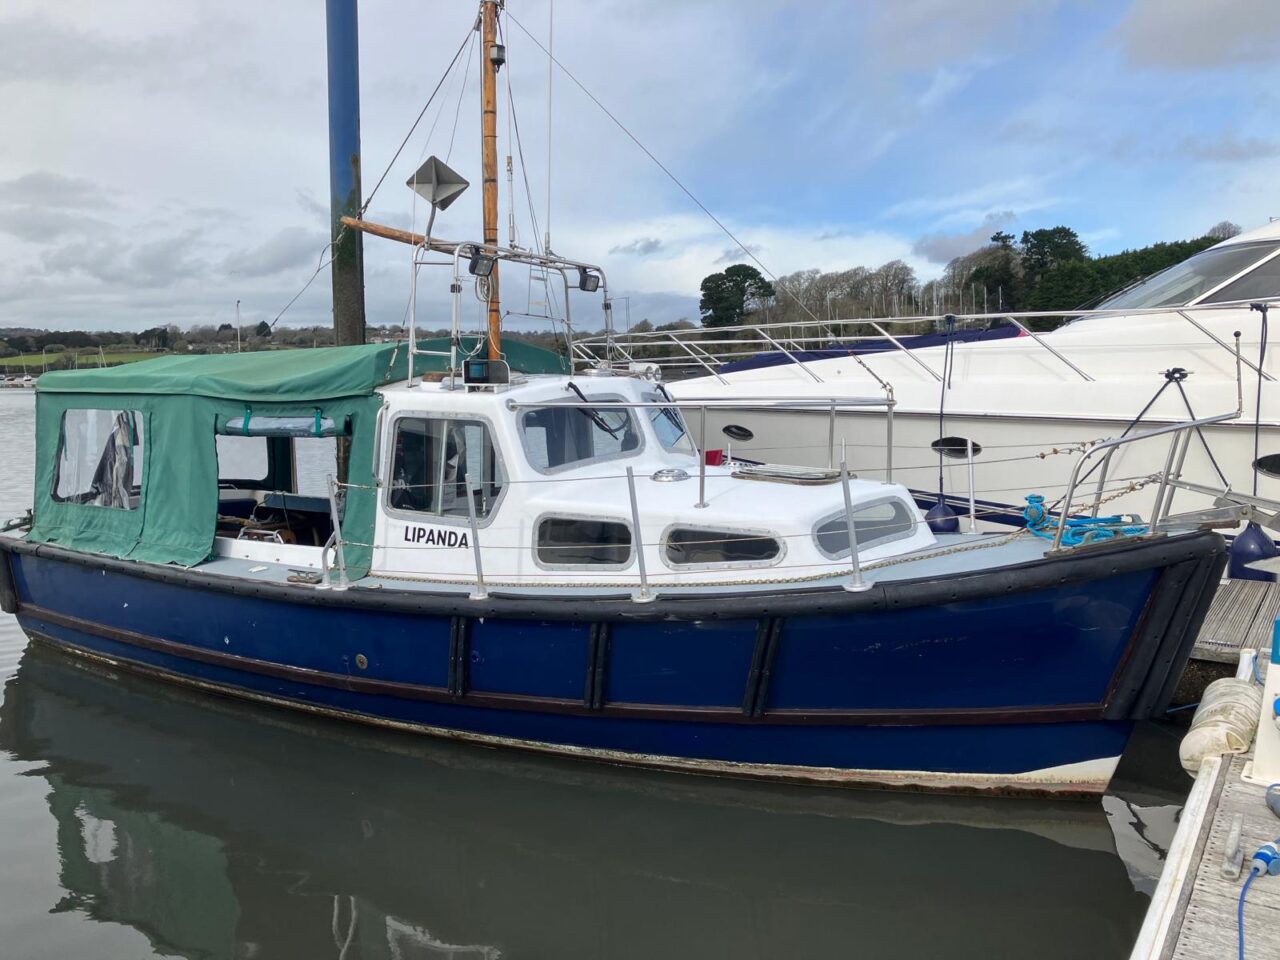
578, 268, 600, 293
468, 249, 497, 278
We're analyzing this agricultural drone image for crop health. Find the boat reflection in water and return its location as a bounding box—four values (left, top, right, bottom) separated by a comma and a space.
1, 644, 1160, 959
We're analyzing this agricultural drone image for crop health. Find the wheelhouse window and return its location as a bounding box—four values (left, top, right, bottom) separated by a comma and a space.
1097, 241, 1280, 311
53, 409, 145, 509
814, 498, 917, 558
389, 417, 504, 520
519, 396, 641, 472
536, 516, 632, 566
643, 392, 695, 455
664, 527, 781, 566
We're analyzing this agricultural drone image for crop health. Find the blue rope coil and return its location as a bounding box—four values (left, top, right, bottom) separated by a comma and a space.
1022, 494, 1148, 545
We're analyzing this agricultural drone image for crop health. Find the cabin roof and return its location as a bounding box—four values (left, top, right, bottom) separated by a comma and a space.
36, 339, 568, 403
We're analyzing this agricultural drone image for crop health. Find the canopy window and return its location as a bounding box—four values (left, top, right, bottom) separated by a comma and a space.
389, 417, 505, 520
53, 409, 144, 511
218, 412, 349, 438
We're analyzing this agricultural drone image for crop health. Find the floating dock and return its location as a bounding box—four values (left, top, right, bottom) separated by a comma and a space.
1132, 622, 1280, 960
1193, 580, 1280, 665
1130, 752, 1280, 959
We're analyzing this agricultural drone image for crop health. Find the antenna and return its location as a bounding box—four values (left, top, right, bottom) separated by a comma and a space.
545, 0, 554, 253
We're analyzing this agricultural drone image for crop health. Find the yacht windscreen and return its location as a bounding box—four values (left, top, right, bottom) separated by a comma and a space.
520, 398, 641, 471
1097, 241, 1280, 311
643, 392, 695, 455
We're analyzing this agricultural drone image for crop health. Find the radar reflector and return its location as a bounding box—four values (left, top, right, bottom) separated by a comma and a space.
406, 156, 469, 211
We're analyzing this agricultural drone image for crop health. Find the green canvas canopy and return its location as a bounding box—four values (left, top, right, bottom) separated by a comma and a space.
29, 340, 568, 573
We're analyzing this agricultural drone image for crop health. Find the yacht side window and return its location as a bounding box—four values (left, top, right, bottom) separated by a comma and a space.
664, 527, 781, 565
536, 516, 632, 566
53, 409, 145, 510
389, 417, 504, 519
519, 396, 641, 472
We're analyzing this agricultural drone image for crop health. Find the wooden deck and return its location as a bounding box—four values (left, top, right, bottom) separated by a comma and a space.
1192, 579, 1280, 665
1130, 753, 1280, 959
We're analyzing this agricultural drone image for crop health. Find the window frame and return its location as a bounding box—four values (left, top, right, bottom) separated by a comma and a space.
641, 390, 696, 456
516, 392, 646, 476
51, 407, 146, 511
812, 495, 919, 560
532, 511, 635, 571
381, 411, 509, 529
659, 522, 785, 572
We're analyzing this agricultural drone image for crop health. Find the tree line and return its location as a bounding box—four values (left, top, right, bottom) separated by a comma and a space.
697, 220, 1243, 331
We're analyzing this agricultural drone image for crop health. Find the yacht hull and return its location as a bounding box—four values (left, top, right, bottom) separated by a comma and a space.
0, 532, 1226, 796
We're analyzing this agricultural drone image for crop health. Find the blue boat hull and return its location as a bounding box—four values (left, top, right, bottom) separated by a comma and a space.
0, 532, 1226, 795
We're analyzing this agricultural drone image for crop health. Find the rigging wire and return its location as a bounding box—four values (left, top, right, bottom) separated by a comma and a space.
445, 32, 479, 164
270, 22, 477, 329
362, 24, 476, 215
504, 9, 826, 328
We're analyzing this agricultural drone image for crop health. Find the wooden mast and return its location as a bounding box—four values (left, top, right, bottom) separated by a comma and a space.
480, 0, 502, 360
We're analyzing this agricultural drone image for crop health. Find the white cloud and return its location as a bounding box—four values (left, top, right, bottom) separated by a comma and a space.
1114, 0, 1280, 70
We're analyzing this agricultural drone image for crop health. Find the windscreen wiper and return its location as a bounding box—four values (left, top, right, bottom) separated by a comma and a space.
566, 382, 622, 438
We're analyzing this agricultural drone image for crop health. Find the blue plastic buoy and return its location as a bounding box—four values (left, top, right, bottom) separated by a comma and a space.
1228, 521, 1279, 581
925, 500, 960, 534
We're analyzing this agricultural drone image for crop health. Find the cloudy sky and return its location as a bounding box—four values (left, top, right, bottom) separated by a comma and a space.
1, 0, 1279, 334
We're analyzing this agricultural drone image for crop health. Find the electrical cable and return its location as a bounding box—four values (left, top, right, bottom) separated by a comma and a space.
1238, 870, 1255, 960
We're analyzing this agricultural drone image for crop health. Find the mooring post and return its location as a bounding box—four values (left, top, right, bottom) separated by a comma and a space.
325, 0, 367, 349
326, 0, 366, 483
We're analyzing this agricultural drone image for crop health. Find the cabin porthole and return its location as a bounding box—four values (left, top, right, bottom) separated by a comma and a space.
355, 654, 368, 670
722, 424, 754, 442
1254, 454, 1280, 479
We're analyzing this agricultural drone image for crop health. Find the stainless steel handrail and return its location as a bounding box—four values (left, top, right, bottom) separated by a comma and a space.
1051, 411, 1240, 550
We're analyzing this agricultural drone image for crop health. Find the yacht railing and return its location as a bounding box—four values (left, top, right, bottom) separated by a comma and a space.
573, 300, 1280, 385
1051, 411, 1241, 551
319, 474, 350, 591
395, 231, 618, 384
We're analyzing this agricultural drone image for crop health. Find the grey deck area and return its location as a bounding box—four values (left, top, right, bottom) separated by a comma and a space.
1193, 579, 1280, 664
1152, 754, 1280, 960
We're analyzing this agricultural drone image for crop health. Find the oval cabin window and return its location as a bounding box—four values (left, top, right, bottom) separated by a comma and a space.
664, 528, 780, 565
722, 424, 754, 442
536, 517, 632, 566
930, 436, 982, 459
1254, 454, 1280, 479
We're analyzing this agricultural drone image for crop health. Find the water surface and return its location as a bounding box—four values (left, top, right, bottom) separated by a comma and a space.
0, 389, 1184, 958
